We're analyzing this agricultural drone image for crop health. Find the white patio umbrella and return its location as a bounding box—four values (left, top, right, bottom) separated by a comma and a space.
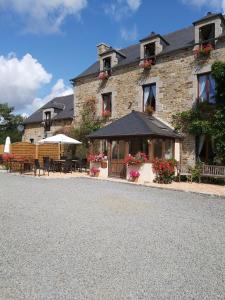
38, 134, 82, 158
4, 136, 11, 153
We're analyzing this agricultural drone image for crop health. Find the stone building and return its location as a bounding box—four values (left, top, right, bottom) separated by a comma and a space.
71, 12, 225, 171
23, 95, 74, 144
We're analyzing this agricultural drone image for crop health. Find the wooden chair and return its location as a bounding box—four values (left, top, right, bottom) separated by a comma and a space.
177, 164, 193, 183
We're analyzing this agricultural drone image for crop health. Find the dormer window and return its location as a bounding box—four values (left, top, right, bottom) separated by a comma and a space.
144, 42, 155, 58
199, 23, 215, 46
44, 111, 51, 131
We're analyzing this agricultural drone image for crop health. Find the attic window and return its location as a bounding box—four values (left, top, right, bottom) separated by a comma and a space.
199, 23, 215, 46
144, 43, 155, 58
103, 57, 111, 72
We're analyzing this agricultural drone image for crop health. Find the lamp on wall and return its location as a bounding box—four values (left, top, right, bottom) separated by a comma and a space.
147, 139, 152, 144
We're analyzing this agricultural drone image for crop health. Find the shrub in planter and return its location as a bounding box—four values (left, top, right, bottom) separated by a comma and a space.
90, 167, 100, 177
129, 170, 140, 182
152, 159, 177, 184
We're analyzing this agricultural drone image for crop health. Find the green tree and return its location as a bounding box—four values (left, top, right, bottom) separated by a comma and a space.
0, 103, 24, 144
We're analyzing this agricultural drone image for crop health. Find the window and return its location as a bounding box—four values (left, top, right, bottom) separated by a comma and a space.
199, 23, 215, 46
30, 138, 34, 144
153, 139, 163, 159
129, 137, 149, 157
143, 83, 156, 111
198, 73, 216, 104
196, 135, 214, 163
144, 42, 155, 58
149, 138, 175, 160
103, 57, 111, 73
102, 93, 112, 117
44, 111, 51, 131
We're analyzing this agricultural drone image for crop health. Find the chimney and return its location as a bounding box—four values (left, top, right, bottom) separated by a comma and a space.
97, 43, 110, 57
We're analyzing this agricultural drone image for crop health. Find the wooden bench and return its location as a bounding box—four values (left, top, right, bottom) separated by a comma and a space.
199, 164, 225, 183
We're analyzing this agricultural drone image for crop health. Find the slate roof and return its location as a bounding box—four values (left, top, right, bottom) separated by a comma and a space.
23, 94, 74, 125
88, 111, 181, 139
72, 12, 225, 82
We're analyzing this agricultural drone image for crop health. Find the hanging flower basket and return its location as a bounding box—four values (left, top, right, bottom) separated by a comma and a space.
139, 59, 153, 69
193, 44, 214, 59
98, 71, 109, 80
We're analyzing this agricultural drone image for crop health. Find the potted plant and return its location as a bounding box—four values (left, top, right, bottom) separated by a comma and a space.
90, 167, 100, 177
129, 170, 140, 182
98, 71, 109, 80
139, 59, 153, 69
193, 43, 214, 59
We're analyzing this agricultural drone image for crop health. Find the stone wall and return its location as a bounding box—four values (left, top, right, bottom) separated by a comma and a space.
22, 119, 73, 144
74, 39, 225, 166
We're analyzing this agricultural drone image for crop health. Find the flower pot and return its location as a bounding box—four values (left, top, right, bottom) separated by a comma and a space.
101, 161, 107, 168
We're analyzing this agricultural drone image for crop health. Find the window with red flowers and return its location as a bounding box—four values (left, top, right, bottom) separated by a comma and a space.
144, 42, 155, 58
199, 23, 215, 47
102, 93, 112, 117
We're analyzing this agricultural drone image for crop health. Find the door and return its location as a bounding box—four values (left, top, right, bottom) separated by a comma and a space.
108, 140, 127, 178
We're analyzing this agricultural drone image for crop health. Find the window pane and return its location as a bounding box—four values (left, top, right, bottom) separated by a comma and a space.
118, 141, 126, 159
112, 141, 118, 159
209, 74, 216, 104
143, 84, 156, 110
153, 139, 163, 159
165, 140, 173, 159
198, 75, 207, 102
103, 94, 112, 113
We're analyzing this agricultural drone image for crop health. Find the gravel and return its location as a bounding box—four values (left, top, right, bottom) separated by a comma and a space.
0, 173, 225, 300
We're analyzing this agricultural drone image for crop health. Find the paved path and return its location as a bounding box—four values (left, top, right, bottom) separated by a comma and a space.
0, 173, 225, 300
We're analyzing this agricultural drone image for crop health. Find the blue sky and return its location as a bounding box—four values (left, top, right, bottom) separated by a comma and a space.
0, 0, 224, 115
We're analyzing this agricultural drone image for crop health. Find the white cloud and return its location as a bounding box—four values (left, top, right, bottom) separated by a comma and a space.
0, 0, 87, 34
105, 0, 141, 21
0, 53, 52, 111
182, 0, 225, 11
25, 79, 73, 115
120, 24, 138, 41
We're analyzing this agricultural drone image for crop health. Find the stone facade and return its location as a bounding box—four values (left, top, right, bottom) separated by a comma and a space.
23, 119, 73, 144
74, 35, 225, 166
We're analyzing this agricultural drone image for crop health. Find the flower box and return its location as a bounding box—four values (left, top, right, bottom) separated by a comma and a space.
193, 44, 214, 59
139, 59, 154, 69
102, 110, 111, 118
124, 153, 147, 165
87, 153, 105, 162
98, 71, 109, 80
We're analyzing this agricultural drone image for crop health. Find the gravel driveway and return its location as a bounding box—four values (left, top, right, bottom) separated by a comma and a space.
0, 173, 225, 300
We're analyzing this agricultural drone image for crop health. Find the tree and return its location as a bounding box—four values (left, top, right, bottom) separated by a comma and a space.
54, 97, 103, 158
0, 103, 24, 144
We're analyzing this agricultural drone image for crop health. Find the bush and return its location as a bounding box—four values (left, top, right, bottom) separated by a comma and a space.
152, 159, 177, 184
